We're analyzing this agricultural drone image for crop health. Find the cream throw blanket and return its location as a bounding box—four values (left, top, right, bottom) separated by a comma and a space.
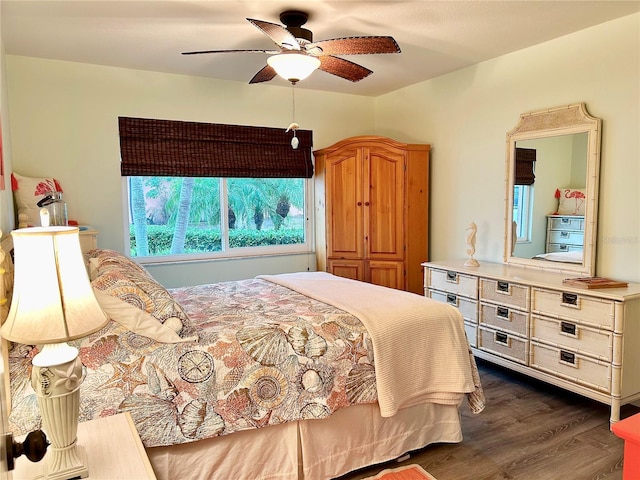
258, 272, 484, 417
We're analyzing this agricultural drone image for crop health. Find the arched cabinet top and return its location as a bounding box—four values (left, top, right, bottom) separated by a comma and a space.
313, 136, 430, 156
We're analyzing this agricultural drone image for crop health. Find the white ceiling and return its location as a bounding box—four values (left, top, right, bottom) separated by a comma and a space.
2, 1, 639, 97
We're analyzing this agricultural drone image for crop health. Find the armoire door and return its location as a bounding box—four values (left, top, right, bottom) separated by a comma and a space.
325, 147, 364, 260
368, 260, 404, 290
364, 146, 405, 261
327, 259, 365, 282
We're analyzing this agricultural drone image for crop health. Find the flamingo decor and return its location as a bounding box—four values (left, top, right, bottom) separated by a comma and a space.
555, 188, 586, 215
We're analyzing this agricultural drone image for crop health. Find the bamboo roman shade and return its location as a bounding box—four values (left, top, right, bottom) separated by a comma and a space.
514, 147, 536, 185
119, 117, 313, 178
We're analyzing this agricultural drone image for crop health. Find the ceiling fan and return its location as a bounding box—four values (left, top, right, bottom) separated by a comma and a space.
182, 10, 401, 84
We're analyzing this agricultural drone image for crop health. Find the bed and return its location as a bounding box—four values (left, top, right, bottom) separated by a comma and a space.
2, 245, 484, 480
533, 250, 583, 264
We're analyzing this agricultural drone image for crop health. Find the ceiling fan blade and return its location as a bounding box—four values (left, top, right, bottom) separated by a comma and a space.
249, 65, 278, 84
308, 36, 400, 56
247, 18, 301, 50
318, 56, 373, 82
182, 49, 279, 56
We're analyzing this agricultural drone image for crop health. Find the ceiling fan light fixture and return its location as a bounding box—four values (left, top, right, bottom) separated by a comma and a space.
267, 52, 320, 83
185, 11, 400, 84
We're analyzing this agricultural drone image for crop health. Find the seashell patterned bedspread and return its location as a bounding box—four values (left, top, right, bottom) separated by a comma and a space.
8, 278, 380, 448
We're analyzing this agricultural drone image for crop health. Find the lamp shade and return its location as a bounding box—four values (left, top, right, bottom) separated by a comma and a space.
1, 227, 108, 345
267, 52, 321, 82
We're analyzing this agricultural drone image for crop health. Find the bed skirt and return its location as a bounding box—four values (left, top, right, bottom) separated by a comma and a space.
146, 401, 463, 480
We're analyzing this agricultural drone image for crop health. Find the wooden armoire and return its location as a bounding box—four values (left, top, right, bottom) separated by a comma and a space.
314, 136, 430, 294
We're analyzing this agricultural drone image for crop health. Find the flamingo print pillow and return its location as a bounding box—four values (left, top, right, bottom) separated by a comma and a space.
11, 172, 63, 227
555, 188, 586, 216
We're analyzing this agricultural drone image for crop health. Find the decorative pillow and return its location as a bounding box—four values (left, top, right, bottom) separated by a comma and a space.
555, 188, 586, 216
87, 248, 151, 280
92, 289, 197, 344
90, 249, 196, 342
11, 172, 63, 227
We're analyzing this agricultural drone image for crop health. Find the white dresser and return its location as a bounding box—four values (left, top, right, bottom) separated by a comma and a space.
546, 215, 584, 253
423, 260, 640, 424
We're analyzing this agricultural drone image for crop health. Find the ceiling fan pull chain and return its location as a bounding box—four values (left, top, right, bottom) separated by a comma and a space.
287, 82, 300, 149
291, 82, 296, 124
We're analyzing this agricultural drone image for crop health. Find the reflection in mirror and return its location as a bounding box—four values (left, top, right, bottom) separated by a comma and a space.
512, 133, 588, 259
504, 104, 601, 276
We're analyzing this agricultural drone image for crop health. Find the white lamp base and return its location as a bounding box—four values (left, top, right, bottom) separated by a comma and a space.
32, 446, 88, 480
31, 343, 89, 480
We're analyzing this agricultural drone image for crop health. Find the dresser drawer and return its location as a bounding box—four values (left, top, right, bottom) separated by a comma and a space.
530, 342, 611, 393
478, 326, 528, 365
548, 216, 584, 232
427, 268, 478, 299
546, 244, 583, 253
530, 315, 613, 361
428, 289, 478, 322
479, 278, 529, 310
548, 230, 584, 245
464, 321, 478, 348
479, 303, 528, 337
531, 288, 615, 330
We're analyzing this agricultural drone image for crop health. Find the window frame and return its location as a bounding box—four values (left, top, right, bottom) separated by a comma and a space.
121, 176, 315, 265
513, 184, 533, 244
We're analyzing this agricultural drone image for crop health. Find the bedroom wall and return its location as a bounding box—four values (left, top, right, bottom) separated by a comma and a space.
3, 57, 376, 287
3, 13, 639, 286
374, 13, 640, 283
0, 13, 15, 235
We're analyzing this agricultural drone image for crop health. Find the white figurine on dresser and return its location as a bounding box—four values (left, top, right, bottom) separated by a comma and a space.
464, 222, 480, 267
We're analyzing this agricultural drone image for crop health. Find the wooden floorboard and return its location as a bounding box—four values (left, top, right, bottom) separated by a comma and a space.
337, 360, 638, 480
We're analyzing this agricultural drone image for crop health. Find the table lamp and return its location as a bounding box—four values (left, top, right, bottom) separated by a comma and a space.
1, 227, 108, 479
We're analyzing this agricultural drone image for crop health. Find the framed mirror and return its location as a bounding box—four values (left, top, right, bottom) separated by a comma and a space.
504, 103, 601, 276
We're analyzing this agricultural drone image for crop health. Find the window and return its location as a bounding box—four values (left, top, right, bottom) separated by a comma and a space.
513, 184, 533, 242
513, 147, 536, 243
118, 117, 313, 262
126, 176, 310, 260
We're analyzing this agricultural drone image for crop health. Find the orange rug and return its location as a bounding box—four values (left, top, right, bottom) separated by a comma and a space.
364, 464, 437, 480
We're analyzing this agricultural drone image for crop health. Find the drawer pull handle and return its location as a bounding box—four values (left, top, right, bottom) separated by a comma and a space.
446, 293, 458, 306
559, 245, 569, 251
497, 306, 509, 319
560, 231, 570, 238
495, 332, 509, 345
562, 292, 578, 306
560, 350, 576, 365
497, 281, 510, 293
560, 322, 577, 336
561, 218, 570, 224
446, 271, 458, 283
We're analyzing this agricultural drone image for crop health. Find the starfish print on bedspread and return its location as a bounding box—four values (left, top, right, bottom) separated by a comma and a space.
335, 333, 368, 364
99, 357, 147, 396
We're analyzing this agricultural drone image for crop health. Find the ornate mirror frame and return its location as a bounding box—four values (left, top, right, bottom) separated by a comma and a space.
504, 103, 602, 276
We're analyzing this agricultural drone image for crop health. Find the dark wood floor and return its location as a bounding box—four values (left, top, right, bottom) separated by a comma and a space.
338, 360, 638, 480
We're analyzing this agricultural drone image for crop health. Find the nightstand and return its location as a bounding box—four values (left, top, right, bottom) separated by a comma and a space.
78, 226, 99, 254
13, 412, 157, 479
